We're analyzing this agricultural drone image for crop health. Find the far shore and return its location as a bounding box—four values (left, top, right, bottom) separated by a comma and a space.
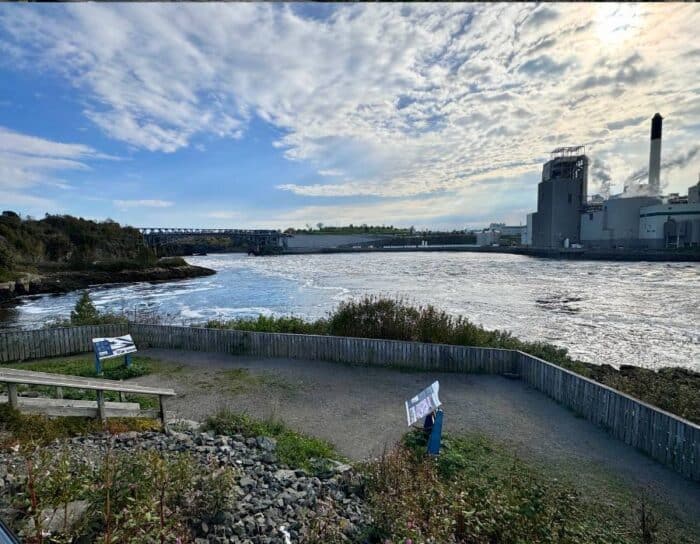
280, 244, 700, 262
0, 264, 216, 304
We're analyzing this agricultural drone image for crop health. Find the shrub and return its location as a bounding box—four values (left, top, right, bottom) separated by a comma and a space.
11, 444, 236, 543
157, 256, 188, 268
66, 291, 127, 326
362, 431, 634, 543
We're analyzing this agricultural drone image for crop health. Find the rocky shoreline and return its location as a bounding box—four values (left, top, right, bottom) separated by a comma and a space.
0, 423, 369, 543
0, 264, 216, 304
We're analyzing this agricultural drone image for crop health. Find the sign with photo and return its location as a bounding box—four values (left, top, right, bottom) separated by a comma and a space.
92, 334, 137, 360
405, 381, 441, 426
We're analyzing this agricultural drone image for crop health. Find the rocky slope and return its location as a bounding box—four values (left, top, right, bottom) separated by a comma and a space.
0, 424, 369, 543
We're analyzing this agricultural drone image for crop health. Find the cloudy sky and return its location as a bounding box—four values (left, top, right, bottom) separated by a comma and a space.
1, 3, 699, 230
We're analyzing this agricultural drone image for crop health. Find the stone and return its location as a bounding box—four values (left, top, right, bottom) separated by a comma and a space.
256, 436, 277, 451
23, 500, 89, 536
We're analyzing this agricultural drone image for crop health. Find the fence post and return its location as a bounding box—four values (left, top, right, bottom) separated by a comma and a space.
7, 384, 18, 409
159, 395, 168, 431
96, 390, 106, 422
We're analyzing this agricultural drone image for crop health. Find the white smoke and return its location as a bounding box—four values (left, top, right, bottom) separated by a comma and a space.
623, 145, 700, 196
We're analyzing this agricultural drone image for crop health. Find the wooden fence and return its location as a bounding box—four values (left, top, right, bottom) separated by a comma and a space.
0, 324, 697, 481
129, 324, 517, 374
518, 352, 700, 481
0, 324, 128, 363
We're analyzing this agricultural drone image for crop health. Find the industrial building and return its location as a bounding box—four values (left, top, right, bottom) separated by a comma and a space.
528, 113, 700, 250
531, 146, 589, 248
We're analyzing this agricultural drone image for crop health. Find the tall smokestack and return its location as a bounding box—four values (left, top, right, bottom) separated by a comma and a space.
648, 112, 662, 194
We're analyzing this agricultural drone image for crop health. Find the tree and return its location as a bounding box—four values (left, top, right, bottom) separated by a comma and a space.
316, 222, 324, 231
70, 292, 100, 325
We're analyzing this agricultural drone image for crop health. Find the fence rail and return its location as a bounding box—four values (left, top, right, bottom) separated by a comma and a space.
1, 324, 697, 481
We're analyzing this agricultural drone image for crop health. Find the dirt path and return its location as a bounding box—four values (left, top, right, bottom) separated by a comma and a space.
136, 348, 700, 533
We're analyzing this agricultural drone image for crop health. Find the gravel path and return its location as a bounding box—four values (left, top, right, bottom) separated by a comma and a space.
136, 348, 700, 532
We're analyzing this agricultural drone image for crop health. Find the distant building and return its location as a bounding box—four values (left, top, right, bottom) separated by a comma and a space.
476, 229, 501, 246
489, 223, 525, 237
639, 185, 700, 248
581, 195, 662, 248
531, 146, 589, 248
522, 213, 534, 246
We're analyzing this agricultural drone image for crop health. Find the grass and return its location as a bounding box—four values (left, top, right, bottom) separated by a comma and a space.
218, 367, 296, 394
359, 430, 698, 544
0, 404, 160, 448
203, 409, 339, 472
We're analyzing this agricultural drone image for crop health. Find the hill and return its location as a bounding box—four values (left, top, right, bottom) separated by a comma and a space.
0, 210, 214, 301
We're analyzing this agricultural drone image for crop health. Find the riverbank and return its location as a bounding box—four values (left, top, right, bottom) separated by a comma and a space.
283, 244, 700, 262
0, 264, 216, 304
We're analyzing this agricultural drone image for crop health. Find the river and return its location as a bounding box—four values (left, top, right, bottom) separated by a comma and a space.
1, 252, 698, 371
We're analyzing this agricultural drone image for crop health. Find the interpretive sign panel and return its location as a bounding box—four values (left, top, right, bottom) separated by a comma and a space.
405, 381, 441, 426
92, 335, 137, 360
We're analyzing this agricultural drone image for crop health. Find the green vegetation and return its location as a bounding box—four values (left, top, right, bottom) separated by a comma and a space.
4, 353, 154, 380
204, 409, 338, 471
205, 296, 700, 425
361, 430, 695, 543
2, 352, 167, 409
7, 443, 236, 543
0, 210, 158, 278
64, 291, 127, 326
0, 404, 160, 447
218, 368, 295, 394
206, 313, 327, 335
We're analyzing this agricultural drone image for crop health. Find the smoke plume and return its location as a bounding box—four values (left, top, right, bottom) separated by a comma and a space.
591, 157, 612, 198
624, 144, 700, 187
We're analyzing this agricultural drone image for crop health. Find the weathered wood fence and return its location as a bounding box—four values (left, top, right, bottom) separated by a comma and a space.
1, 324, 698, 481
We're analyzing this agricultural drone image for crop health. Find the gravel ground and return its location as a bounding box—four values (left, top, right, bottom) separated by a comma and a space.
136, 348, 700, 533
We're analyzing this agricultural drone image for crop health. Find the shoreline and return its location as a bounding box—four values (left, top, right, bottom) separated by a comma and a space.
0, 264, 216, 304
281, 244, 700, 262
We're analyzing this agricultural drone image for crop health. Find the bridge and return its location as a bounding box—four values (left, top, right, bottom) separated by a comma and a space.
138, 227, 289, 255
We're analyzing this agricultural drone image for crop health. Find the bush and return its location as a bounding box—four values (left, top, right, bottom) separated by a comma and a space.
66, 292, 127, 326
361, 431, 639, 543
10, 444, 236, 543
157, 256, 188, 268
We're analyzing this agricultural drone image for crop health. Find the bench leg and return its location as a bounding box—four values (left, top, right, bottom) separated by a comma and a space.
159, 395, 168, 431
96, 390, 106, 422
7, 384, 18, 410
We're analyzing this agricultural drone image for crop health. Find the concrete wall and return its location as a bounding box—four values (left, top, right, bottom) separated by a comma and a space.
1, 324, 698, 481
286, 234, 392, 250
639, 203, 700, 248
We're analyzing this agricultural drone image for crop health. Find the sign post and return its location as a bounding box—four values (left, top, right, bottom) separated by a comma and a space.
92, 335, 138, 376
405, 381, 444, 455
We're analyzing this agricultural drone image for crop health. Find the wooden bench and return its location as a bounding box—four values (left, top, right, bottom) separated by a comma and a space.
0, 368, 175, 428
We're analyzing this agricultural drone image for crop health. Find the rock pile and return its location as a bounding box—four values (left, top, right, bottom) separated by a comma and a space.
0, 424, 371, 544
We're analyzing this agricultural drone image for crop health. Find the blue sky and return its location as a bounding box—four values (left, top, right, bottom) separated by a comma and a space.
1, 3, 699, 229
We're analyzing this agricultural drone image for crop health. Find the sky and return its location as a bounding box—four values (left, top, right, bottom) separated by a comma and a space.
1, 3, 700, 230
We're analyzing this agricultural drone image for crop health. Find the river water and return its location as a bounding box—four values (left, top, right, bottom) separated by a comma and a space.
1, 253, 698, 370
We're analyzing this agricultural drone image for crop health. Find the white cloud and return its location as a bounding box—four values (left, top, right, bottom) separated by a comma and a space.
0, 126, 102, 191
1, 3, 699, 224
113, 199, 174, 209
